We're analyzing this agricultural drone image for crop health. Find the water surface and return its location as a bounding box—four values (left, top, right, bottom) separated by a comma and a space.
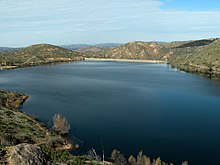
1, 61, 220, 164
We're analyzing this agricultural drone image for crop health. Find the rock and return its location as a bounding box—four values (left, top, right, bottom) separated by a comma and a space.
6, 143, 47, 165
75, 144, 80, 150
0, 90, 29, 109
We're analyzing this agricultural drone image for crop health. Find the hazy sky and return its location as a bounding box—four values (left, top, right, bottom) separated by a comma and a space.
0, 0, 220, 47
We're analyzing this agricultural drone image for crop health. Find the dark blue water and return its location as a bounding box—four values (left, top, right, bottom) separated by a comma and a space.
1, 61, 220, 165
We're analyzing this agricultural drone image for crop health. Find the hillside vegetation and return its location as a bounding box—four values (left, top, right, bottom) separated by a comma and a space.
82, 41, 171, 60
0, 44, 83, 69
0, 90, 74, 164
169, 38, 220, 81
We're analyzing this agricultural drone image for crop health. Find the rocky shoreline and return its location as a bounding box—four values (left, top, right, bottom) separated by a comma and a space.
0, 90, 74, 164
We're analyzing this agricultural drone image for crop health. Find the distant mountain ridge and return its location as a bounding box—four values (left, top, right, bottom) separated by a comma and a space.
61, 44, 91, 50
0, 47, 21, 52
61, 43, 122, 50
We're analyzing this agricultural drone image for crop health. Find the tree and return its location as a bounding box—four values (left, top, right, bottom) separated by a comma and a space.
207, 63, 214, 79
182, 161, 188, 165
142, 155, 151, 165
111, 149, 120, 161
53, 113, 70, 134
128, 155, 136, 165
153, 157, 161, 165
137, 151, 151, 165
137, 151, 144, 165
111, 149, 127, 165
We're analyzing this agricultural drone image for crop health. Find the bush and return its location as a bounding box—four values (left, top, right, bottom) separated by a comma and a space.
68, 157, 85, 165
53, 113, 70, 134
111, 149, 127, 165
47, 136, 66, 148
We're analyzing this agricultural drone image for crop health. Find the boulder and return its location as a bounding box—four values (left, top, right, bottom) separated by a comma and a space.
6, 143, 47, 165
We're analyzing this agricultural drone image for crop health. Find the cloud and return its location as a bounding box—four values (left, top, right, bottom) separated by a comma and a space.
0, 0, 220, 46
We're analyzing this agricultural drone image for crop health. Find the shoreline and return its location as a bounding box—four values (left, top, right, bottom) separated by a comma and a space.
84, 58, 166, 63
0, 58, 84, 70
0, 66, 18, 70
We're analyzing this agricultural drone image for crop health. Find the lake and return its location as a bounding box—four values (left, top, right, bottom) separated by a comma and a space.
1, 61, 220, 164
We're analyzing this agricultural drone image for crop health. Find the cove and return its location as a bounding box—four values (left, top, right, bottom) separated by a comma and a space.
1, 61, 220, 165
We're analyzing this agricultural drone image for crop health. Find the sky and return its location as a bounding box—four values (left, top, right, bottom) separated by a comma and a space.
0, 0, 220, 47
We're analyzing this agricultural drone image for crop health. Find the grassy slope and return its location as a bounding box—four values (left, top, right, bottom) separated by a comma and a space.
169, 38, 220, 80
0, 90, 77, 164
0, 44, 83, 67
0, 90, 61, 147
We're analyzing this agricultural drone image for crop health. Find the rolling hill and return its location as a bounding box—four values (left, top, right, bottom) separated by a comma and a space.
169, 38, 220, 80
0, 44, 83, 68
83, 41, 171, 60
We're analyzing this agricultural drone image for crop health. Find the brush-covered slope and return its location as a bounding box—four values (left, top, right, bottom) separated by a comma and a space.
169, 38, 220, 80
0, 90, 73, 164
0, 90, 69, 148
0, 44, 83, 68
84, 41, 170, 60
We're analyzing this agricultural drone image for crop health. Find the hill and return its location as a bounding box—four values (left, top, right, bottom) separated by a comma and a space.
94, 43, 122, 48
83, 41, 171, 60
177, 39, 217, 48
0, 44, 83, 69
61, 44, 90, 50
78, 46, 103, 53
169, 38, 220, 81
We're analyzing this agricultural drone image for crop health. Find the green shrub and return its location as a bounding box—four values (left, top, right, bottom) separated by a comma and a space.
68, 157, 85, 165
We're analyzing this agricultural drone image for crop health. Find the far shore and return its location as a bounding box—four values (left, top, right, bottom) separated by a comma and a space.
0, 58, 165, 70
84, 58, 166, 63
0, 66, 18, 70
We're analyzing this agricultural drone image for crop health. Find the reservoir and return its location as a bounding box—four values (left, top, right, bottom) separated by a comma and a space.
1, 61, 220, 164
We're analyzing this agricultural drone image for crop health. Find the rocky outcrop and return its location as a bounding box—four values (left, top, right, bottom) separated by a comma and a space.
6, 143, 47, 165
0, 90, 28, 109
